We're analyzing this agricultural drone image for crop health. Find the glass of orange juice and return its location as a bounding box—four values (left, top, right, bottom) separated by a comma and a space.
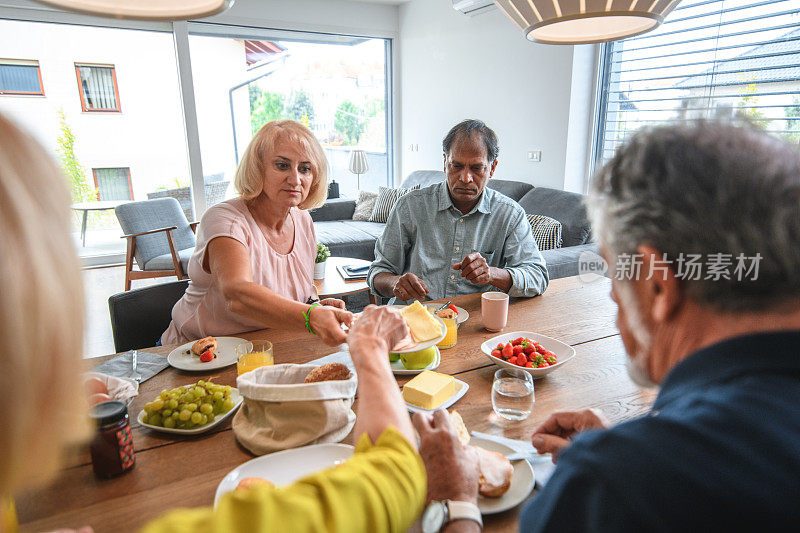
236, 340, 273, 375
437, 317, 458, 349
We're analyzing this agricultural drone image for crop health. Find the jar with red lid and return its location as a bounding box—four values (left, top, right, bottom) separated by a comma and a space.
89, 400, 135, 478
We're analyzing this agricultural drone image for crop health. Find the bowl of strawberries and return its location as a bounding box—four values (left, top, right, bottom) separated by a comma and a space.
480, 332, 576, 379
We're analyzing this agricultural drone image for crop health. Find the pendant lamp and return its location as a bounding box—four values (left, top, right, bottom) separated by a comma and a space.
30, 0, 234, 21
495, 0, 681, 44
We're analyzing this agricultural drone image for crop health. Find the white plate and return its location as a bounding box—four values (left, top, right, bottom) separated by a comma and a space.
167, 336, 247, 371
424, 304, 469, 325
137, 387, 242, 435
214, 443, 355, 506
391, 345, 441, 375
480, 331, 576, 379
404, 378, 469, 414
387, 305, 447, 354
470, 436, 535, 514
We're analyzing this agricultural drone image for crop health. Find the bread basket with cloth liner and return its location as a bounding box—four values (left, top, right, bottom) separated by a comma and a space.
232, 363, 357, 455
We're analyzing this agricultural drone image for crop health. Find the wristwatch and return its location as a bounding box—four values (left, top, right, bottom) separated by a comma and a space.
421, 500, 482, 532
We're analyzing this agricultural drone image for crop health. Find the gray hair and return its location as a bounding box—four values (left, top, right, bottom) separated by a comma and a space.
442, 119, 499, 162
588, 120, 800, 311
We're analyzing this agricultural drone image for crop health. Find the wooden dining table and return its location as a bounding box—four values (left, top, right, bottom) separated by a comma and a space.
17, 275, 657, 533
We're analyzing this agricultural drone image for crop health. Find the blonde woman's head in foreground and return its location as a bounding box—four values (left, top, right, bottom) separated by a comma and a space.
234, 119, 329, 210
0, 113, 89, 497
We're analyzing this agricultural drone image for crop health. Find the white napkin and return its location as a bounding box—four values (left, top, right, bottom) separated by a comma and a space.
84, 372, 139, 404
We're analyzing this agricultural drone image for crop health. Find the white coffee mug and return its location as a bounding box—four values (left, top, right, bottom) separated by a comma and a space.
481, 291, 509, 332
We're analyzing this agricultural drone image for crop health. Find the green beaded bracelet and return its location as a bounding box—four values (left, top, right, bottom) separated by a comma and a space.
303, 302, 320, 335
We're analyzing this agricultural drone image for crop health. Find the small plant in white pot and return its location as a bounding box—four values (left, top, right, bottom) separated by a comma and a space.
314, 243, 330, 280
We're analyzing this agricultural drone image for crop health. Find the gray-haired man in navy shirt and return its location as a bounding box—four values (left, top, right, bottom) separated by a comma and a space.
518, 122, 800, 531
416, 121, 800, 532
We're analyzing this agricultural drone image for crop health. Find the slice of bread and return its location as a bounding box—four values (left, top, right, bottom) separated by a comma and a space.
450, 410, 471, 446
449, 410, 513, 498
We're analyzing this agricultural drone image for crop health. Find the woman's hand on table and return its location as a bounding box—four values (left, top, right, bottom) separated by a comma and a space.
347, 305, 408, 362
531, 408, 611, 463
413, 410, 479, 505
319, 298, 346, 309
308, 304, 353, 345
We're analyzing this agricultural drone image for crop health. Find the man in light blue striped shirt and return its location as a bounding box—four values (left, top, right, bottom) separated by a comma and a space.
368, 120, 549, 303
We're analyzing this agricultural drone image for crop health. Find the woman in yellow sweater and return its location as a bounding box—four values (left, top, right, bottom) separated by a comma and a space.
0, 112, 426, 533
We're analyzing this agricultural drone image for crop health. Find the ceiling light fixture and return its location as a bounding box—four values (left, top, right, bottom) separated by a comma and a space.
30, 0, 234, 21
495, 0, 681, 44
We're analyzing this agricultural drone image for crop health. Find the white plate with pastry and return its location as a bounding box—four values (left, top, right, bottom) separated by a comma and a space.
167, 336, 247, 371
470, 435, 535, 514
214, 443, 355, 506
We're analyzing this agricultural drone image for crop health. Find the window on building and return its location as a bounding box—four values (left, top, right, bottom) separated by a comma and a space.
0, 59, 44, 95
93, 167, 132, 201
595, 0, 800, 168
76, 64, 121, 112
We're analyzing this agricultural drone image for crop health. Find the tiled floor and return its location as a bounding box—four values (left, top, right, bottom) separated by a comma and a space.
82, 266, 371, 358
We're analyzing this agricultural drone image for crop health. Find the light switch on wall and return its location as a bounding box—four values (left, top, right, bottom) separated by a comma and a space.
527, 150, 542, 162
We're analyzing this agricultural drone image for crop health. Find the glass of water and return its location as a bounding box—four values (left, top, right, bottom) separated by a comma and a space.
492, 368, 535, 421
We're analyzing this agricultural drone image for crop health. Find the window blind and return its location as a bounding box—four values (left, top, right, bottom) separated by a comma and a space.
77, 65, 119, 111
595, 0, 800, 166
94, 168, 131, 201
0, 61, 42, 94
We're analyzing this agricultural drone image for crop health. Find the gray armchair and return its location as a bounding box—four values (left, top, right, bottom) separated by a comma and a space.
115, 198, 197, 291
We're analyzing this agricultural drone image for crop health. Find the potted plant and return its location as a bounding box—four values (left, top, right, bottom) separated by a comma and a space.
314, 243, 330, 280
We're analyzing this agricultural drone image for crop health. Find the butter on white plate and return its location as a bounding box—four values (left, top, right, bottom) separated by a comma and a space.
402, 370, 469, 413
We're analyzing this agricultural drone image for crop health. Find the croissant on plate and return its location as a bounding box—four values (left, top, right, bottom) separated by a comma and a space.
191, 336, 217, 356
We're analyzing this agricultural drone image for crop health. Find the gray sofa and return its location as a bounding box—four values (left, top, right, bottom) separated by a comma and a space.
310, 170, 596, 280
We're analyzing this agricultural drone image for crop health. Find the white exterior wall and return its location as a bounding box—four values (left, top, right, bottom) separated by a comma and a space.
0, 19, 244, 201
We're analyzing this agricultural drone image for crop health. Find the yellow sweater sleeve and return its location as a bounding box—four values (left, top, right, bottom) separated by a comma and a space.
140, 426, 426, 533
3, 497, 18, 533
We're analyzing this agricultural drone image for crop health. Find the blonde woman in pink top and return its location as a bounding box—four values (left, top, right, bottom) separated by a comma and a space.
162, 120, 352, 346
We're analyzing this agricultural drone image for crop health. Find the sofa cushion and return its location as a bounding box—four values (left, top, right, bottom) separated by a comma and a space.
541, 243, 599, 280
487, 179, 534, 201
342, 220, 386, 239
143, 247, 193, 273
369, 185, 420, 223
310, 198, 356, 222
313, 221, 381, 262
401, 170, 445, 189
352, 190, 378, 221
527, 214, 563, 251
519, 187, 591, 247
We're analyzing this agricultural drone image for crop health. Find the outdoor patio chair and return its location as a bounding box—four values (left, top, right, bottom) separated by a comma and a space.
146, 179, 230, 221
108, 280, 190, 352
115, 198, 197, 291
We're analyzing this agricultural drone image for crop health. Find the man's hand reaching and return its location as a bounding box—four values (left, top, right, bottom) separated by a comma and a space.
531, 409, 611, 463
